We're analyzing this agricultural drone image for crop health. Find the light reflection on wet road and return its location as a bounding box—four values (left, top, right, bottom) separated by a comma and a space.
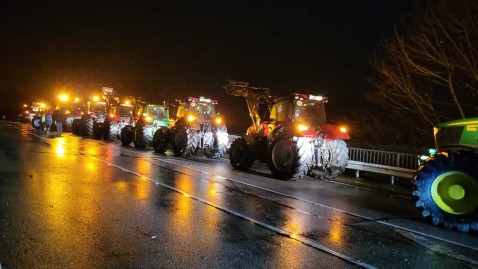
0, 122, 477, 268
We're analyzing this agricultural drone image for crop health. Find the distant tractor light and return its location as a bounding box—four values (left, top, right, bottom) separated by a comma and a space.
40, 103, 46, 108
420, 155, 429, 161
297, 124, 309, 131
215, 117, 223, 125
25, 110, 29, 114
187, 115, 196, 122
309, 95, 323, 101
65, 110, 70, 114
59, 94, 68, 101
145, 116, 153, 122
93, 96, 99, 102
340, 127, 348, 133
110, 114, 115, 118
74, 97, 80, 102
124, 100, 130, 105
81, 112, 84, 115
23, 104, 28, 108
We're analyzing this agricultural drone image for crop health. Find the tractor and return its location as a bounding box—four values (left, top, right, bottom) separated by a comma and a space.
152, 96, 228, 159
120, 100, 170, 148
18, 103, 35, 123
54, 94, 85, 132
75, 87, 119, 138
102, 96, 136, 141
413, 118, 478, 233
30, 102, 48, 130
225, 80, 349, 180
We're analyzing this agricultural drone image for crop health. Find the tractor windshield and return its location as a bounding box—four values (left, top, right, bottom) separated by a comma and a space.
294, 100, 326, 127
190, 102, 216, 122
63, 103, 86, 115
116, 105, 132, 117
147, 105, 168, 120
91, 102, 106, 113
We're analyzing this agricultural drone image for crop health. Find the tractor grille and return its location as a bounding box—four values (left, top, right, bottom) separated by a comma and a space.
436, 126, 463, 148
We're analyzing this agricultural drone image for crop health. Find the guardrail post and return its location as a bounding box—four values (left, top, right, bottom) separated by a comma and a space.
390, 175, 395, 185
355, 170, 360, 178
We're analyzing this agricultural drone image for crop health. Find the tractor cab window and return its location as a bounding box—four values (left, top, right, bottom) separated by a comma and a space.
294, 100, 326, 127
148, 105, 168, 120
190, 102, 216, 122
270, 101, 292, 123
63, 103, 86, 114
91, 102, 106, 113
117, 105, 132, 117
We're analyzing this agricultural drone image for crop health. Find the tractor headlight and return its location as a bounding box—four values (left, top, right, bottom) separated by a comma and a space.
215, 117, 223, 125
187, 115, 196, 122
340, 126, 347, 133
145, 116, 153, 122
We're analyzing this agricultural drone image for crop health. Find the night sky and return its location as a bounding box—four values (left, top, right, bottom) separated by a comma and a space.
0, 0, 412, 132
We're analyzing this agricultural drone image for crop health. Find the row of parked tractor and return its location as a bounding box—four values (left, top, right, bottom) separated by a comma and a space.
23, 80, 351, 181
29, 87, 229, 159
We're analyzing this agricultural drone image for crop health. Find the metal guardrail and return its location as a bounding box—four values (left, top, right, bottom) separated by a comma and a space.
346, 147, 419, 182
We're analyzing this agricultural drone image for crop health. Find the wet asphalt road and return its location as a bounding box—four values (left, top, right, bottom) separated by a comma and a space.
0, 122, 477, 269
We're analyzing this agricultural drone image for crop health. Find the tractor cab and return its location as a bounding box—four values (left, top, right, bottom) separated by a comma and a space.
87, 97, 107, 118
176, 97, 219, 125
137, 103, 169, 128
434, 118, 478, 151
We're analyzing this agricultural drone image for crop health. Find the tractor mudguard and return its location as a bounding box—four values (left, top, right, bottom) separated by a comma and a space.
320, 123, 349, 141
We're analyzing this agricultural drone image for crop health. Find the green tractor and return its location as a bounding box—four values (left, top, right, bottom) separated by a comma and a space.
120, 100, 170, 148
413, 118, 478, 232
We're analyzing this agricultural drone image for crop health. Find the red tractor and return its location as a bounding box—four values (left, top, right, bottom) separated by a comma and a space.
102, 96, 136, 141
54, 94, 85, 132
74, 87, 119, 138
225, 80, 349, 180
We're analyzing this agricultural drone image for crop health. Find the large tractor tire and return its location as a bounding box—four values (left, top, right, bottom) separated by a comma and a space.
153, 127, 170, 153
268, 136, 314, 180
93, 122, 103, 140
173, 127, 199, 158
413, 151, 478, 233
204, 128, 228, 159
229, 137, 254, 170
80, 116, 94, 137
32, 115, 41, 130
121, 125, 133, 146
133, 122, 153, 148
64, 116, 74, 132
72, 119, 80, 135
103, 119, 120, 141
322, 139, 349, 179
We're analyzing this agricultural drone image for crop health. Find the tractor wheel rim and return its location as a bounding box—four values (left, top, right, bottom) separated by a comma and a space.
272, 140, 294, 172
431, 171, 478, 215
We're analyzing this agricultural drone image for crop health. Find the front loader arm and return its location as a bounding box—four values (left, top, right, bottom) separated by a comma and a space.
224, 80, 273, 132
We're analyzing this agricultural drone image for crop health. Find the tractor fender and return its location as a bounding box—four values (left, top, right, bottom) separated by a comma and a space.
320, 123, 349, 141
